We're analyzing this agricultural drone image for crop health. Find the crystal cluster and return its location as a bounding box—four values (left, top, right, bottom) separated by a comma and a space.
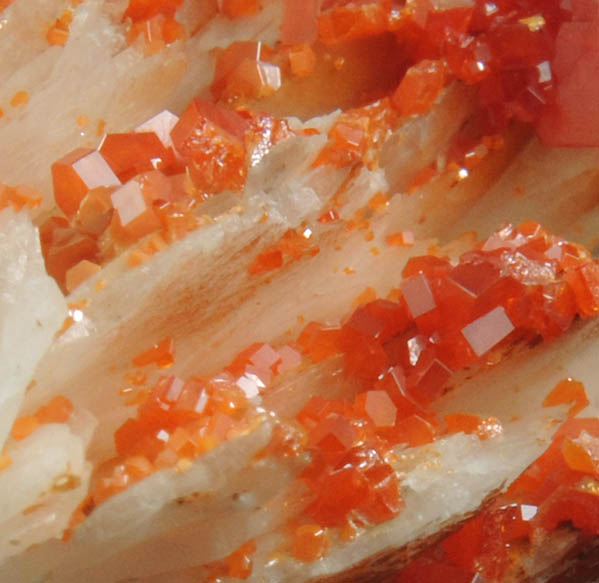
394, 416, 599, 582
41, 104, 291, 292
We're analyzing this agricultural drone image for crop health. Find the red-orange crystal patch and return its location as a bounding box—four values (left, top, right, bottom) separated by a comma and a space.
292, 524, 331, 561
543, 377, 589, 418
11, 395, 74, 441
52, 148, 120, 218
170, 98, 248, 193
0, 184, 42, 211
131, 337, 175, 368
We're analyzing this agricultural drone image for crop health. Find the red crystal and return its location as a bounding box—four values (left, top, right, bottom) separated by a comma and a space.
52, 148, 120, 218
170, 98, 248, 193
391, 59, 446, 116
99, 132, 175, 182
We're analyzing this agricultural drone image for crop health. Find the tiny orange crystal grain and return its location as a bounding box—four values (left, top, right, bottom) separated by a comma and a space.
132, 338, 175, 369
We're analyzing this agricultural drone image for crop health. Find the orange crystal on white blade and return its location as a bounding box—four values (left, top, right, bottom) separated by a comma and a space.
110, 179, 161, 240
75, 187, 114, 236
52, 148, 120, 217
65, 259, 101, 293
461, 306, 515, 357
136, 110, 179, 149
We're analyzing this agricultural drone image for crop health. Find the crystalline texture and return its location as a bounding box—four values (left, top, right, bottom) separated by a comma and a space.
401, 273, 436, 318
461, 306, 515, 357
52, 148, 120, 217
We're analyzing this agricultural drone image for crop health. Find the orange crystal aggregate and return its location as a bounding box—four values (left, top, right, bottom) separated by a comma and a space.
307, 0, 582, 171
27, 0, 599, 575
67, 221, 598, 569
86, 342, 303, 512
279, 222, 598, 531
299, 223, 599, 408
10, 396, 74, 441
312, 98, 397, 169
42, 101, 292, 290
40, 0, 584, 291
394, 416, 599, 582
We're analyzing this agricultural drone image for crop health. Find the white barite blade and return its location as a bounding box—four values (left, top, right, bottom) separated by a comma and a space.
0, 0, 284, 216
0, 209, 67, 450
0, 423, 92, 562
0, 419, 299, 582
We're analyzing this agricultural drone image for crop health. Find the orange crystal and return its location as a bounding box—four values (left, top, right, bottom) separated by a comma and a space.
292, 524, 331, 561
354, 390, 397, 428
136, 109, 179, 149
391, 60, 446, 117
10, 90, 29, 107
74, 186, 114, 237
35, 395, 74, 424
11, 395, 74, 441
65, 259, 101, 293
11, 416, 39, 441
132, 337, 175, 368
297, 322, 342, 363
99, 132, 175, 182
281, 0, 319, 45
110, 177, 162, 243
224, 540, 257, 579
170, 98, 248, 193
386, 231, 415, 247
248, 249, 283, 275
40, 217, 99, 291
288, 44, 317, 78
318, 2, 390, 45
123, 0, 182, 22
543, 377, 589, 418
219, 0, 259, 19
52, 148, 120, 217
562, 432, 599, 476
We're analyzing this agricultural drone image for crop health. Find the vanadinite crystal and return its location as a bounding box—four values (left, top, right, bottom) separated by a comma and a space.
41, 98, 292, 290
393, 413, 599, 582
288, 222, 599, 531
30, 0, 599, 575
